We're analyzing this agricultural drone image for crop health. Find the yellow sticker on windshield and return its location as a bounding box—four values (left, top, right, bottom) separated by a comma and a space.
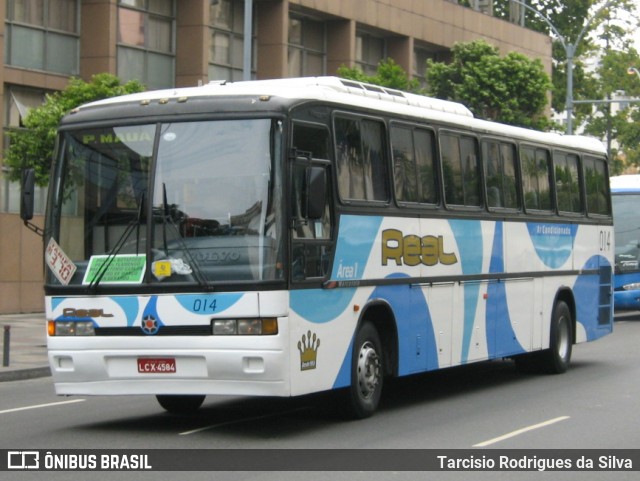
153, 260, 172, 278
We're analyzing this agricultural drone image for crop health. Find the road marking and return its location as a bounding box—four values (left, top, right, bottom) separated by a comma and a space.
473, 416, 570, 447
179, 407, 311, 436
0, 399, 85, 415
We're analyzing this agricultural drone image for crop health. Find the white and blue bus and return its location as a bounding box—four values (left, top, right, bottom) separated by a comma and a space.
611, 175, 640, 310
22, 77, 613, 418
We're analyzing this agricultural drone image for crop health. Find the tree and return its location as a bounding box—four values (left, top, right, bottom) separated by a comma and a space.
489, 0, 637, 129
583, 47, 640, 172
425, 40, 553, 129
4, 73, 145, 186
337, 58, 420, 92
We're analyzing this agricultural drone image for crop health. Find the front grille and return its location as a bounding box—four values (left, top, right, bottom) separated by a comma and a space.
95, 326, 212, 336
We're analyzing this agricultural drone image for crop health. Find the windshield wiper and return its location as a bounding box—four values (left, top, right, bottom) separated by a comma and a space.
159, 183, 210, 289
88, 192, 145, 291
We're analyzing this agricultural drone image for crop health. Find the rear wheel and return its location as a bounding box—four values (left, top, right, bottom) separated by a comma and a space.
540, 301, 573, 374
514, 300, 572, 374
346, 322, 384, 419
156, 395, 205, 414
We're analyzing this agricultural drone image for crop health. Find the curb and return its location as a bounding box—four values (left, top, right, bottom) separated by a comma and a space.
0, 366, 51, 383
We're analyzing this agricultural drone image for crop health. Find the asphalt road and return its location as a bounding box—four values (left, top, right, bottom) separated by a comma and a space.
1, 315, 639, 481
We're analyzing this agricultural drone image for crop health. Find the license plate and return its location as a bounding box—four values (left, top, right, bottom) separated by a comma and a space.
137, 358, 176, 374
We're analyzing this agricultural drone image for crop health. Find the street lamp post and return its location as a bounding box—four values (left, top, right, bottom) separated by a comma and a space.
509, 0, 619, 134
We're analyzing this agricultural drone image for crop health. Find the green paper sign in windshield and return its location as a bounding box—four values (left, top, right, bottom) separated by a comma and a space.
82, 254, 146, 284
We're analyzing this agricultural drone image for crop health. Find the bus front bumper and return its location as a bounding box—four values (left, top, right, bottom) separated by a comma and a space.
48, 338, 290, 397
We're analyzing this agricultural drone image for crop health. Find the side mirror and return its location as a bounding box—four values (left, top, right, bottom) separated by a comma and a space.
20, 168, 36, 222
305, 166, 326, 220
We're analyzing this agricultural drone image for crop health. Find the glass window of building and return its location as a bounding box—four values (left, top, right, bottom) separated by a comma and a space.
356, 32, 385, 76
117, 0, 175, 90
413, 46, 437, 88
1, 86, 48, 214
288, 14, 325, 78
209, 0, 255, 81
4, 0, 79, 75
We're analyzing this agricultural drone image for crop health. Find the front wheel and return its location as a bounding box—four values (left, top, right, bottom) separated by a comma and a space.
346, 322, 384, 419
156, 395, 205, 414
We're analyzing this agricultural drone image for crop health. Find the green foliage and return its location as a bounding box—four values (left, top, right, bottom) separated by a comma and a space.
338, 42, 551, 130
476, 0, 637, 130
4, 73, 145, 186
426, 40, 553, 129
583, 47, 640, 171
337, 58, 420, 92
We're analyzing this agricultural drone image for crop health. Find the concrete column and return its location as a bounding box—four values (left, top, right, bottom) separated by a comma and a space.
256, 0, 289, 79
387, 36, 413, 78
80, 0, 118, 79
327, 19, 356, 76
176, 0, 210, 87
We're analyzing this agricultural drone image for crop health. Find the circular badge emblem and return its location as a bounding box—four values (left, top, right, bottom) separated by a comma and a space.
141, 315, 159, 335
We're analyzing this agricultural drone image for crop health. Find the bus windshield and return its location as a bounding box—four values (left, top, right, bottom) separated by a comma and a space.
49, 118, 284, 287
612, 192, 640, 273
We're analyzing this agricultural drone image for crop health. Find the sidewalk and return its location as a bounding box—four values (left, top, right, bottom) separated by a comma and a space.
0, 313, 50, 382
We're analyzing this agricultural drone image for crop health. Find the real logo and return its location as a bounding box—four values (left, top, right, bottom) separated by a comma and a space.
62, 308, 114, 318
381, 229, 458, 267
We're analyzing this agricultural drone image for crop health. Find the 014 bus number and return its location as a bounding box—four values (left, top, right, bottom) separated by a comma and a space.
193, 298, 217, 313
599, 230, 611, 252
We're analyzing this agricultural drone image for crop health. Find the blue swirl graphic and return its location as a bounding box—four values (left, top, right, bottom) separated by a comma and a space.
449, 219, 482, 363
487, 222, 524, 357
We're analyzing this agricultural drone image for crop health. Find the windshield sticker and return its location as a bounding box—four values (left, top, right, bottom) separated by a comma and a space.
151, 258, 193, 281
82, 254, 146, 285
45, 238, 77, 286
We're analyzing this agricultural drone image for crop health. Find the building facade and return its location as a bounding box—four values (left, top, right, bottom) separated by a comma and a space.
0, 0, 552, 314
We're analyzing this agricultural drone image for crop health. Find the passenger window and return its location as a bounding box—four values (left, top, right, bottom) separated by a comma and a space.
335, 116, 389, 202
391, 125, 437, 205
584, 156, 611, 216
482, 140, 518, 209
441, 132, 481, 207
554, 152, 582, 214
521, 146, 552, 211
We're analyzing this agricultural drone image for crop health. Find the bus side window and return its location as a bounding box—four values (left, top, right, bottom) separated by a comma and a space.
521, 145, 552, 212
335, 116, 389, 203
482, 140, 519, 210
391, 124, 437, 205
584, 156, 611, 216
441, 131, 480, 207
554, 152, 582, 214
291, 123, 333, 281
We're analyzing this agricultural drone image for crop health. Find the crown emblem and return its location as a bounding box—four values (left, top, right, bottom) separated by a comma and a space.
298, 330, 320, 371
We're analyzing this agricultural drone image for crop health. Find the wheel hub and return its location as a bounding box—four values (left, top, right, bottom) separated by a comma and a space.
357, 341, 380, 399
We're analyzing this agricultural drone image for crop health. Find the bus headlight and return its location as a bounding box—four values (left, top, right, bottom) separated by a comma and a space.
49, 320, 95, 336
622, 283, 640, 291
212, 318, 278, 335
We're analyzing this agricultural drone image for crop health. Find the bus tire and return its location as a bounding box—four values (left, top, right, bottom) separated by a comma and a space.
156, 394, 205, 414
346, 322, 384, 419
540, 301, 573, 374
